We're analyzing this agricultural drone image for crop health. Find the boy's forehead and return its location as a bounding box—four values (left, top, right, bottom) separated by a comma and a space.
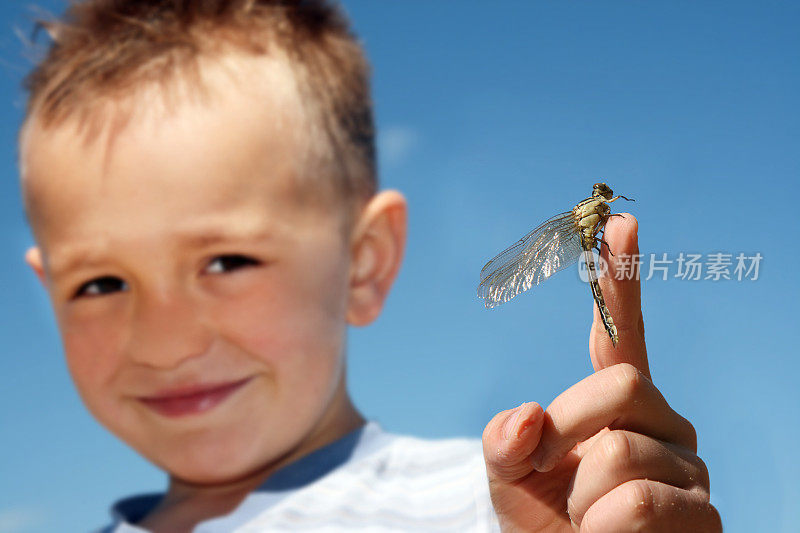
21, 52, 348, 252
20, 55, 340, 225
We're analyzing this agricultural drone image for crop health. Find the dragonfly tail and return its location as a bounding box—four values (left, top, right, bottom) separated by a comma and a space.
583, 250, 619, 346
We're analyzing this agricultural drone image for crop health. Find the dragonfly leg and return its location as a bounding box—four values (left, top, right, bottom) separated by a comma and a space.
607, 213, 626, 219
608, 195, 635, 203
597, 237, 615, 256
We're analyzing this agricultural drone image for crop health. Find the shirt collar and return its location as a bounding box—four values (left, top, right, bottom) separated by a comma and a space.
108, 421, 392, 531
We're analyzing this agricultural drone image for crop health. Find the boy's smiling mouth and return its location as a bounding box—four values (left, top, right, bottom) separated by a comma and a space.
137, 377, 254, 418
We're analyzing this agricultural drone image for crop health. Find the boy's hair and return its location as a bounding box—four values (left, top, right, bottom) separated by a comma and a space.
24, 0, 376, 218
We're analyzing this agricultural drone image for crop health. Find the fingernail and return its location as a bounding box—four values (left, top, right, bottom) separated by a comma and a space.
502, 404, 524, 440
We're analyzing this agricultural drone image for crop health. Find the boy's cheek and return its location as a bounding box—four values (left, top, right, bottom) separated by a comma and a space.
61, 324, 127, 418
60, 308, 124, 377
214, 292, 346, 390
55, 302, 146, 428
212, 265, 347, 353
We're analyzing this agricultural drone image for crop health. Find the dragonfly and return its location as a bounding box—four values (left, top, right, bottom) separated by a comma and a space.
477, 183, 633, 346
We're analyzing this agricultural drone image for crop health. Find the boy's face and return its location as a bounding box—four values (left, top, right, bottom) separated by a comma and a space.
21, 57, 364, 484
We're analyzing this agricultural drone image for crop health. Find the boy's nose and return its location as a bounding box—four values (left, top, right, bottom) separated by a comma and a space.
126, 288, 212, 369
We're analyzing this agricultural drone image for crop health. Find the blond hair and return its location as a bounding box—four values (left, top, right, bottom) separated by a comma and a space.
24, 0, 377, 215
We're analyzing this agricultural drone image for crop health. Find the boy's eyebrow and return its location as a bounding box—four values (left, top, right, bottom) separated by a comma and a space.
48, 253, 106, 279
175, 228, 275, 248
48, 228, 276, 278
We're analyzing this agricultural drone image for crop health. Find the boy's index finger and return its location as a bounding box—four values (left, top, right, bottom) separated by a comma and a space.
588, 213, 651, 380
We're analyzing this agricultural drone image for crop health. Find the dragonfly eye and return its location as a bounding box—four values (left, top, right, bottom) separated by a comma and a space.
593, 182, 613, 199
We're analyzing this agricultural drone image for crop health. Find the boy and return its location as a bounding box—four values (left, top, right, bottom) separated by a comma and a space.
20, 1, 720, 531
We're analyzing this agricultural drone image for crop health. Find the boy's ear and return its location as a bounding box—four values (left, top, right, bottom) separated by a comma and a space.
346, 190, 407, 327
25, 247, 48, 286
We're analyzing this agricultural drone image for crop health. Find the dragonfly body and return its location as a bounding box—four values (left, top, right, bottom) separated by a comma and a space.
477, 183, 633, 346
573, 196, 611, 248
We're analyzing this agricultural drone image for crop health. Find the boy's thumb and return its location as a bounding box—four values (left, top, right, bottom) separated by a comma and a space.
482, 402, 544, 483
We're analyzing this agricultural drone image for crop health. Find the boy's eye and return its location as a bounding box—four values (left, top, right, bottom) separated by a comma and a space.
74, 276, 129, 298
205, 255, 260, 274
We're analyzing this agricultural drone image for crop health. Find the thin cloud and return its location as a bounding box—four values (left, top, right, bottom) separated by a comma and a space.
378, 126, 418, 167
0, 507, 46, 533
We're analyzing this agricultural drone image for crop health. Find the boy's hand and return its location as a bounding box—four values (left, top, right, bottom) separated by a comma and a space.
482, 215, 721, 532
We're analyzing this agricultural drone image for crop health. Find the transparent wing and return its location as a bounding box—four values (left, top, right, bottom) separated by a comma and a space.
477, 211, 583, 308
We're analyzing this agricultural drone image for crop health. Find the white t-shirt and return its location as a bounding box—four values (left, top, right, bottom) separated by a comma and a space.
103, 422, 500, 532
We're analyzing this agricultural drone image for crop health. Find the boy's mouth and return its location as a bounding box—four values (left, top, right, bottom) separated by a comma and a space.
137, 377, 253, 418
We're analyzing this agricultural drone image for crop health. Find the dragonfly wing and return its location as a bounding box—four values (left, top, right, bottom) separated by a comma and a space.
478, 212, 584, 308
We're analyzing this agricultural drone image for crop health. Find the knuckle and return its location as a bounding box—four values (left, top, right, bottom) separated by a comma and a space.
621, 479, 657, 529
683, 418, 699, 452
596, 430, 634, 471
705, 503, 723, 531
692, 454, 711, 491
612, 362, 645, 398
688, 484, 712, 505
671, 411, 698, 452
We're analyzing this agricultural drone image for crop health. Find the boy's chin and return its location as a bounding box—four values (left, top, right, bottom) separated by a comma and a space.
155, 447, 272, 487
141, 434, 279, 487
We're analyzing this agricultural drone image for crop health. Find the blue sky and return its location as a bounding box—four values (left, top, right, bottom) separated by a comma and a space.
1, 1, 798, 531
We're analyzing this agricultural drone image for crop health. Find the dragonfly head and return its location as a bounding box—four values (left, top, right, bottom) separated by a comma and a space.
593, 182, 614, 200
